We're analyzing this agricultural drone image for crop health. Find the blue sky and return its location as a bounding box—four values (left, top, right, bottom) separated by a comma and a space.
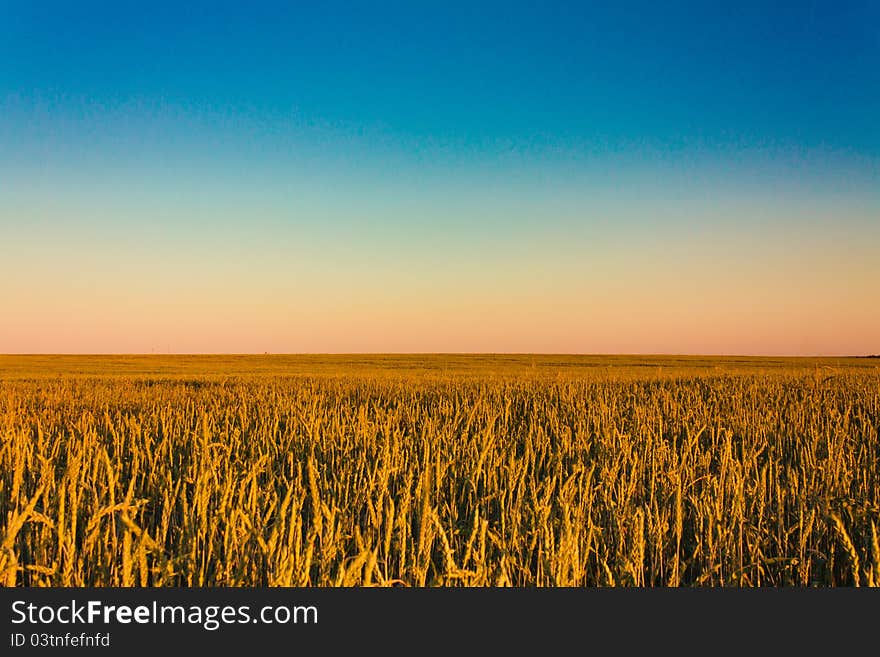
1, 1, 878, 354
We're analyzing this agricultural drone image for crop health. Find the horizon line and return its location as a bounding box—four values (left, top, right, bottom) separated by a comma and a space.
2, 352, 878, 359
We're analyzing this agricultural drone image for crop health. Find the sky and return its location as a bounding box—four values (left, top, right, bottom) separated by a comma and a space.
1, 1, 878, 355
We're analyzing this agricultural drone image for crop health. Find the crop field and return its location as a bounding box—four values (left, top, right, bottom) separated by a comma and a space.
1, 355, 878, 587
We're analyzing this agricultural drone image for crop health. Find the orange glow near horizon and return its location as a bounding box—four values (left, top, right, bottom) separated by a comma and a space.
3, 227, 877, 356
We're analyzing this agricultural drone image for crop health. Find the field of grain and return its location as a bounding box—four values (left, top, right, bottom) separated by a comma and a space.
1, 355, 878, 587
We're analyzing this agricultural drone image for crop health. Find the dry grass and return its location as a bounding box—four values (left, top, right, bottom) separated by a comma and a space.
1, 355, 878, 586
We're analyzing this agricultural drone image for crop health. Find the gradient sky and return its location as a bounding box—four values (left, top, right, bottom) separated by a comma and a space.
2, 1, 878, 355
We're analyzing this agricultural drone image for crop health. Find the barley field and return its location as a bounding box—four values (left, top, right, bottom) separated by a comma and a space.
1, 355, 878, 587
